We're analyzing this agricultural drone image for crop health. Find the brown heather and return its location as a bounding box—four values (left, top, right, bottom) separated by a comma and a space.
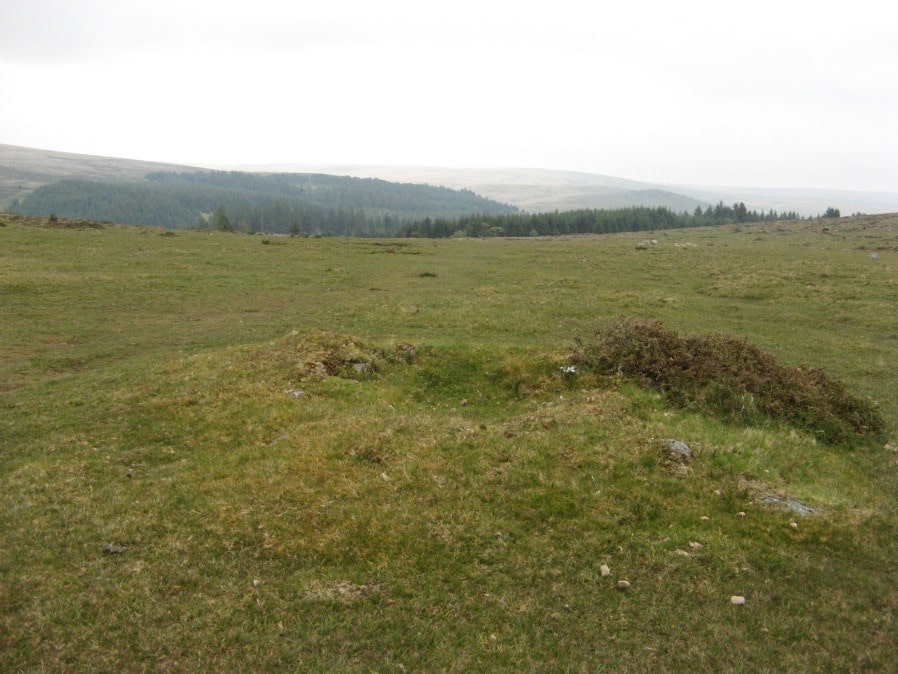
571, 318, 886, 447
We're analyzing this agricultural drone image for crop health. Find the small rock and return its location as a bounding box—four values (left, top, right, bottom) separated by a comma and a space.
380, 472, 391, 481
790, 521, 798, 530
688, 541, 703, 550
730, 595, 746, 605
885, 443, 897, 453
289, 389, 306, 398
761, 495, 816, 516
700, 516, 710, 522
661, 439, 692, 460
600, 565, 611, 577
253, 579, 262, 587
395, 343, 416, 363
352, 362, 369, 374
714, 489, 722, 496
738, 511, 746, 519
617, 580, 631, 590
460, 399, 469, 407
102, 543, 126, 555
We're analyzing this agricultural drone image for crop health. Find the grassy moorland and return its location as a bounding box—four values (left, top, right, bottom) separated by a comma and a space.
1, 212, 896, 672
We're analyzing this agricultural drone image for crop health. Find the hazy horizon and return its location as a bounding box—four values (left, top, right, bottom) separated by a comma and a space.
2, 1, 896, 192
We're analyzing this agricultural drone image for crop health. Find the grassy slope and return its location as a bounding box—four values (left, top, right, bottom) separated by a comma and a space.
1, 213, 896, 671
0, 144, 196, 209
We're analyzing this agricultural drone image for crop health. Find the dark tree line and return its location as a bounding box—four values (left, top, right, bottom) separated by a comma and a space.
397, 202, 811, 238
11, 169, 838, 239
11, 171, 517, 235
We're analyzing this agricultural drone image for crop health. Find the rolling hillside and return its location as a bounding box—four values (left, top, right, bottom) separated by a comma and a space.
5, 143, 898, 219
2, 145, 517, 234
0, 143, 193, 208
230, 162, 898, 216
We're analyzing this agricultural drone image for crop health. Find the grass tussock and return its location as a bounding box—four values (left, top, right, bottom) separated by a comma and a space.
243, 329, 416, 383
570, 317, 886, 447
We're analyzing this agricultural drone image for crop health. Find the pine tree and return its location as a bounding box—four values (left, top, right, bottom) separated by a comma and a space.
213, 206, 233, 232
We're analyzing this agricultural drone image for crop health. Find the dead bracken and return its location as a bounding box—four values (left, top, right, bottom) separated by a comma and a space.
303, 580, 386, 603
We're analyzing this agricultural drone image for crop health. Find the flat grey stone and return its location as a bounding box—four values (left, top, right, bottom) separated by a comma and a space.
761, 495, 816, 516
661, 439, 692, 458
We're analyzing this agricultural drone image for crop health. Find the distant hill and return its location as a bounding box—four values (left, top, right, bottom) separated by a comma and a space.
525, 188, 707, 213
0, 143, 194, 208
669, 184, 898, 219
1, 146, 517, 234
214, 163, 693, 212
229, 162, 898, 217
5, 144, 898, 219
14, 174, 519, 234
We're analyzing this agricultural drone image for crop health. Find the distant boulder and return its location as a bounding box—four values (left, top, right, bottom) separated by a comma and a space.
661, 439, 692, 460
761, 495, 816, 517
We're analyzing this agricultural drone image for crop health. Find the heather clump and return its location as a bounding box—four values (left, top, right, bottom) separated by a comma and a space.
570, 318, 885, 447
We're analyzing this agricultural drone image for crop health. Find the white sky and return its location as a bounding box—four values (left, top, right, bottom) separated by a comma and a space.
1, 0, 896, 191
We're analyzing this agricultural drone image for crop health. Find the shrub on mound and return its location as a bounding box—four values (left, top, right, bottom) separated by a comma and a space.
569, 318, 885, 447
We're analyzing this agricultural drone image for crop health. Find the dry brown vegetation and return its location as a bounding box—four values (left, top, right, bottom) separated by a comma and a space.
570, 317, 886, 447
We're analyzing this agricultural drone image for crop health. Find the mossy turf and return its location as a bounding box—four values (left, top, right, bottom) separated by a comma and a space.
1, 213, 897, 671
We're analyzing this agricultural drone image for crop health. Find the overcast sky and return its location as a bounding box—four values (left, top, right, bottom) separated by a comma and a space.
1, 0, 896, 191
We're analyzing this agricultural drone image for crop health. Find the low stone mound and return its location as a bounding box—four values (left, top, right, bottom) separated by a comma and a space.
243, 330, 416, 384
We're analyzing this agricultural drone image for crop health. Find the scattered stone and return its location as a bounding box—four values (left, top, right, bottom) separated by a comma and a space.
688, 541, 703, 550
761, 495, 816, 516
617, 580, 631, 590
714, 489, 722, 496
868, 252, 879, 259
738, 511, 746, 519
289, 389, 306, 398
352, 362, 369, 374
885, 443, 897, 453
600, 565, 611, 577
731, 595, 746, 606
660, 439, 692, 460
636, 239, 659, 250
253, 579, 262, 587
790, 521, 799, 530
460, 399, 469, 407
672, 549, 692, 557
102, 543, 127, 555
394, 343, 416, 363
700, 516, 710, 522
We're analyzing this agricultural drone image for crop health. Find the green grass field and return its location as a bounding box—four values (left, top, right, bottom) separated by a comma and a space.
2, 213, 896, 671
